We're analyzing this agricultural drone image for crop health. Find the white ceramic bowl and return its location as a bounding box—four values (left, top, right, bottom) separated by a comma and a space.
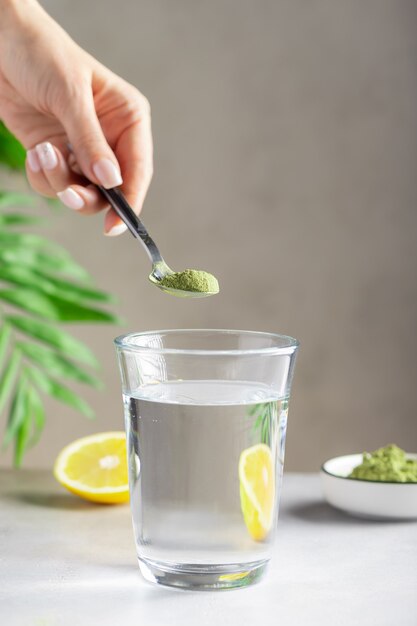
321, 453, 417, 520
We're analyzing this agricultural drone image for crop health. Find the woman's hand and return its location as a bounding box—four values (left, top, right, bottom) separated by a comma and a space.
0, 0, 153, 235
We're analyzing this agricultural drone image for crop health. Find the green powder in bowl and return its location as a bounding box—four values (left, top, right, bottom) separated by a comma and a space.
159, 269, 219, 294
349, 444, 417, 483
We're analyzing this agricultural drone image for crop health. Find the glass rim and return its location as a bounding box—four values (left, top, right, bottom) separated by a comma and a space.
114, 328, 299, 356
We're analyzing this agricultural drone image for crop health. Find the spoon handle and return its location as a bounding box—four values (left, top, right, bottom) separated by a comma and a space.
97, 186, 163, 264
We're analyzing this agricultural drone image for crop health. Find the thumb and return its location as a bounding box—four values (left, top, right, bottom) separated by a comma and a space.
62, 95, 123, 189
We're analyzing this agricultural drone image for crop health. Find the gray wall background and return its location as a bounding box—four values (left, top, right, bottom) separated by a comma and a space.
1, 0, 416, 470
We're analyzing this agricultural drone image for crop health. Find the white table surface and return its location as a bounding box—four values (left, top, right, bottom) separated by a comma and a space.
1, 470, 416, 626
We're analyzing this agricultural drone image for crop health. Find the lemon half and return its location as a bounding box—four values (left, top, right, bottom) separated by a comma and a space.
54, 432, 129, 504
239, 443, 275, 541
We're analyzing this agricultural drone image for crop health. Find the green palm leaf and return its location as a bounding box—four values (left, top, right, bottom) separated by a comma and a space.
0, 122, 26, 170
0, 212, 42, 226
0, 247, 91, 281
3, 375, 28, 448
0, 131, 119, 465
0, 351, 21, 416
0, 265, 116, 304
26, 366, 95, 419
16, 341, 102, 388
0, 230, 63, 249
37, 272, 117, 303
5, 315, 99, 367
0, 231, 93, 280
27, 384, 46, 448
0, 287, 121, 322
0, 192, 34, 208
0, 323, 11, 370
14, 410, 32, 468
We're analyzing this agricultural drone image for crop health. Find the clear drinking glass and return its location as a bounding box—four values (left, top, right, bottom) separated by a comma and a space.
115, 329, 298, 590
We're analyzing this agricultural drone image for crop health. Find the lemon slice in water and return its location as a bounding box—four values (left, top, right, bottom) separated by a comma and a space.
239, 443, 275, 541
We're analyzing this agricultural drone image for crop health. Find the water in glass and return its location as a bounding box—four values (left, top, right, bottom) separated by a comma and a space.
124, 380, 288, 585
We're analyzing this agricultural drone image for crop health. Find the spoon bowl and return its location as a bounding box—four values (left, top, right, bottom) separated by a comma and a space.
148, 262, 218, 298
148, 274, 217, 298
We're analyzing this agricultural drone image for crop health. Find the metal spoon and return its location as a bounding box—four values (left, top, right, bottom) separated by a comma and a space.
97, 186, 217, 298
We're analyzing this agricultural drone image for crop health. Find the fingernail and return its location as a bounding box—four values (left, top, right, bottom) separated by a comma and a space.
26, 149, 41, 173
93, 158, 123, 188
57, 188, 84, 210
105, 223, 128, 237
36, 142, 58, 170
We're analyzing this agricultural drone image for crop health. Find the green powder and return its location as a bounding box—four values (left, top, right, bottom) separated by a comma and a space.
349, 444, 417, 483
160, 269, 219, 294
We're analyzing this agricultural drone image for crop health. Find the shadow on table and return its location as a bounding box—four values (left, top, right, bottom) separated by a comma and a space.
284, 500, 413, 525
4, 491, 98, 510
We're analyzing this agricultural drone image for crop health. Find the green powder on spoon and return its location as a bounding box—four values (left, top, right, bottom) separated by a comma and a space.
349, 444, 417, 482
159, 269, 219, 294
